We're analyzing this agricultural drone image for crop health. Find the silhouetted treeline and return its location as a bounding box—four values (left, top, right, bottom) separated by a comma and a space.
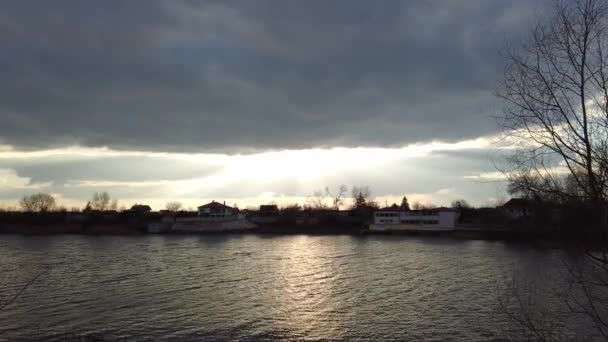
0, 210, 162, 234
519, 200, 603, 240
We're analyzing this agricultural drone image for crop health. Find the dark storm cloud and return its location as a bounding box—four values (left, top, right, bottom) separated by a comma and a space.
0, 0, 542, 152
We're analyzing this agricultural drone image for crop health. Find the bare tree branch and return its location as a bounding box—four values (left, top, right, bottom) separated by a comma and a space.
0, 270, 48, 311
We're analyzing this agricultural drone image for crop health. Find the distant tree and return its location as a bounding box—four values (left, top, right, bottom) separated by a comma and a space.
83, 201, 92, 212
109, 199, 118, 211
351, 186, 372, 209
307, 190, 329, 209
411, 202, 436, 210
350, 186, 377, 219
130, 204, 152, 213
165, 201, 183, 212
366, 200, 380, 210
89, 192, 111, 211
19, 193, 56, 212
451, 199, 471, 210
281, 203, 302, 217
325, 185, 348, 210
400, 196, 410, 210
281, 203, 302, 212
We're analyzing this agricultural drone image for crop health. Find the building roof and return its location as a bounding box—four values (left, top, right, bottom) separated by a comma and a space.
198, 201, 233, 210
502, 198, 533, 209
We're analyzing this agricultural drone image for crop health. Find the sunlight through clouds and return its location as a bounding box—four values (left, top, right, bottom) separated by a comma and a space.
0, 134, 508, 209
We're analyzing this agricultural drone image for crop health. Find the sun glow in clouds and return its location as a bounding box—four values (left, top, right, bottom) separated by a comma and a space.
0, 134, 510, 209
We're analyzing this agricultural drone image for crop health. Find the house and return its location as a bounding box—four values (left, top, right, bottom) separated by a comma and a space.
197, 201, 236, 219
370, 207, 459, 232
248, 204, 280, 224
501, 198, 534, 219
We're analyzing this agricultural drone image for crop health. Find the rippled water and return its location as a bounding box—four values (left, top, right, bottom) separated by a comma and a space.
0, 235, 569, 341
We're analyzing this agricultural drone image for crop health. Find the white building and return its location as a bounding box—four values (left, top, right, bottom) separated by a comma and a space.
370, 208, 459, 232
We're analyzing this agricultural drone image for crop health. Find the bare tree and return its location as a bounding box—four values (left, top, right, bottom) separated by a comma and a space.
497, 277, 569, 342
351, 186, 373, 209
412, 201, 436, 210
562, 257, 608, 338
497, 0, 608, 339
109, 199, 118, 211
325, 185, 348, 210
89, 192, 111, 211
19, 193, 56, 212
1, 270, 47, 312
281, 202, 302, 213
306, 190, 329, 209
497, 0, 608, 227
165, 201, 183, 212
451, 199, 471, 210
411, 201, 421, 210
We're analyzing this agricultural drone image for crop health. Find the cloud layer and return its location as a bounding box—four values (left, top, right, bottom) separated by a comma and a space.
0, 0, 542, 152
0, 1, 551, 207
0, 136, 509, 209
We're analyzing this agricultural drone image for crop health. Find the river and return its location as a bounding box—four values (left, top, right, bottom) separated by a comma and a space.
0, 234, 583, 341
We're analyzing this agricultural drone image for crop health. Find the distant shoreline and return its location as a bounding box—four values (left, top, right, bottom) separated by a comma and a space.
0, 210, 582, 245
0, 222, 560, 243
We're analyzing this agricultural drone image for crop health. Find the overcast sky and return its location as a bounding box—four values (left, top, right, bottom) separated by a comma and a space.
0, 0, 546, 209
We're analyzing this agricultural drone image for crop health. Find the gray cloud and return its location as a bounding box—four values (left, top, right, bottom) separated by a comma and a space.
0, 156, 221, 185
0, 143, 507, 207
0, 0, 543, 152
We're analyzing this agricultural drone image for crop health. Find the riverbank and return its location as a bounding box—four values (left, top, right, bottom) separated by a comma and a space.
0, 222, 565, 243
0, 211, 578, 243
0, 223, 146, 235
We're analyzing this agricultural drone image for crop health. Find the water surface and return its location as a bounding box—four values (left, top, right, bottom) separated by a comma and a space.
0, 235, 566, 341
